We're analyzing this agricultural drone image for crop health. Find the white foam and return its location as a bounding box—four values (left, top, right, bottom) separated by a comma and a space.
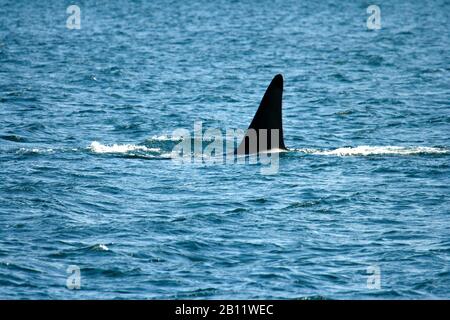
89, 141, 160, 154
295, 146, 449, 156
148, 134, 183, 142
258, 148, 289, 154
91, 244, 109, 251
16, 147, 54, 154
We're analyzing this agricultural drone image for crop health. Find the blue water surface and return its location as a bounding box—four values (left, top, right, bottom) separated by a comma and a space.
0, 0, 449, 299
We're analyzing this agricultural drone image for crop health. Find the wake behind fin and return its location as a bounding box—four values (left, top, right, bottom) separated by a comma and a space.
236, 74, 287, 155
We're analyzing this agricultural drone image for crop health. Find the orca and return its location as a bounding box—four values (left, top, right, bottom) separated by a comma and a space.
236, 74, 287, 155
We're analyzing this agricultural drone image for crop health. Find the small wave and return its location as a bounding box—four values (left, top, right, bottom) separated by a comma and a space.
90, 244, 109, 251
148, 135, 183, 142
16, 147, 54, 155
0, 135, 27, 142
89, 141, 160, 154
294, 146, 449, 156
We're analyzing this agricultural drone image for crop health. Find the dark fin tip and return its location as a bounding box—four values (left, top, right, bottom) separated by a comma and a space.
271, 74, 283, 89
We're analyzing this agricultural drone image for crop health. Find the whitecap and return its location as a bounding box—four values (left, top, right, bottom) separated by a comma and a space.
148, 135, 183, 142
89, 141, 160, 154
16, 147, 54, 154
91, 244, 109, 251
294, 146, 449, 156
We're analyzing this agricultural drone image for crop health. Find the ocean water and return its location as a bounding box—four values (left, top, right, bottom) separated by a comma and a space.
0, 0, 449, 299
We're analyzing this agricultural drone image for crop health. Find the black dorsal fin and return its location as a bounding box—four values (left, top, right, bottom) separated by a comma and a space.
236, 74, 286, 154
